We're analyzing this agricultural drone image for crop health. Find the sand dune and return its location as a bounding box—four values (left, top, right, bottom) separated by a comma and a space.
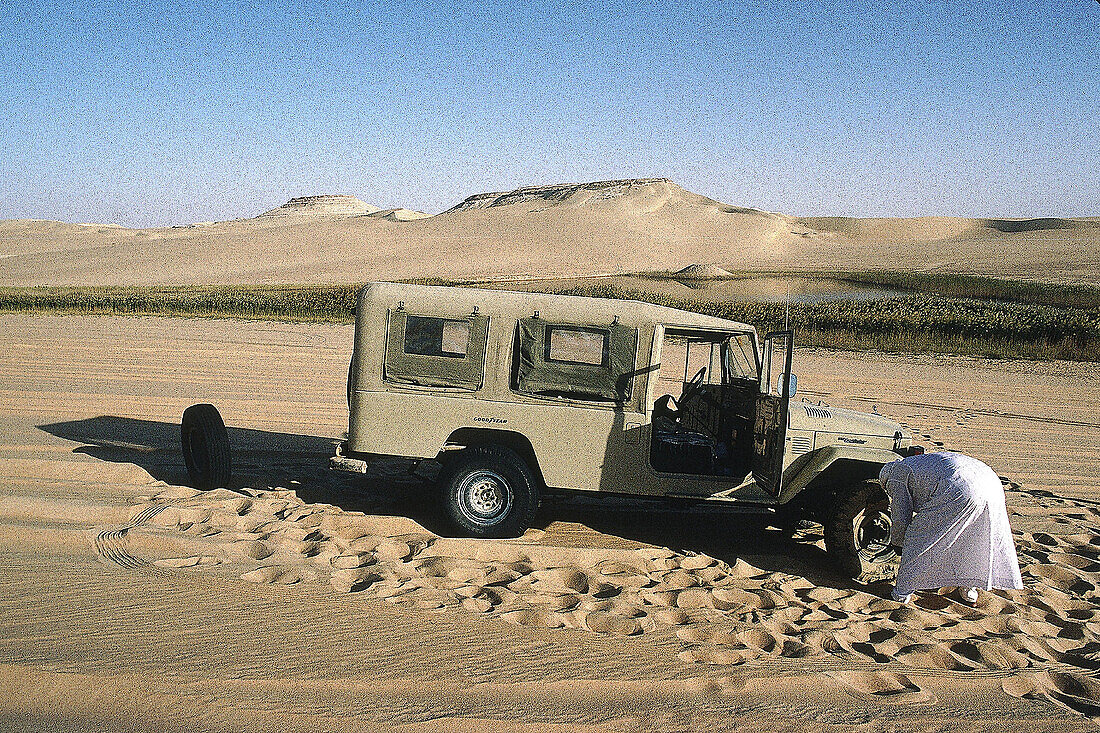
2, 179, 1097, 285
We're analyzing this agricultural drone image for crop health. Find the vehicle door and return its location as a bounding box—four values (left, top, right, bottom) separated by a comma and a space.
636, 327, 753, 497
753, 331, 793, 496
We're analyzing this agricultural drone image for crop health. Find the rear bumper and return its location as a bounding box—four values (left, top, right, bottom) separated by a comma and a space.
329, 441, 369, 474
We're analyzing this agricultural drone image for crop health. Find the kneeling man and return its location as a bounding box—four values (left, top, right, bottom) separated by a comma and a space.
881, 451, 1023, 604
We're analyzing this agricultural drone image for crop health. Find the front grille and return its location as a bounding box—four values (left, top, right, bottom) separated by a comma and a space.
804, 405, 832, 419
791, 435, 813, 454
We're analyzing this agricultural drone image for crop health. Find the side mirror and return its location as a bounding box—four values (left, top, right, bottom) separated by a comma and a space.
777, 373, 797, 397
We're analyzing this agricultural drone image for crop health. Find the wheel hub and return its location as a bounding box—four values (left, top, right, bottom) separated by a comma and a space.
856, 509, 891, 554
458, 469, 511, 524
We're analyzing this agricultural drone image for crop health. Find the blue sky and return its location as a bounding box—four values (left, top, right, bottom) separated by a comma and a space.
2, 0, 1098, 226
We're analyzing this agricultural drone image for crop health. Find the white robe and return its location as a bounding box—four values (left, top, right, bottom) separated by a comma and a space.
880, 452, 1023, 596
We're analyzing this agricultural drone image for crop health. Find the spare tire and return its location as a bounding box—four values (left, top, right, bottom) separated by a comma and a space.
181, 403, 231, 490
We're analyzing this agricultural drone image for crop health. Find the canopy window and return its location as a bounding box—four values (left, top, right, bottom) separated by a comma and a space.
384, 310, 489, 389
514, 318, 637, 402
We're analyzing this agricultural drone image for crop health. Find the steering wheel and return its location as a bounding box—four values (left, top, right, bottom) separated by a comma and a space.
680, 367, 707, 403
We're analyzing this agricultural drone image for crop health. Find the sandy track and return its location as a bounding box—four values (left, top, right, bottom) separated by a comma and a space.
1, 314, 1098, 731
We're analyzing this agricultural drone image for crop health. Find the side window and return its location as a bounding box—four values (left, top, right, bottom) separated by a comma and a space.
404, 316, 471, 358
725, 333, 759, 380
546, 326, 608, 366
514, 318, 637, 402
385, 310, 488, 390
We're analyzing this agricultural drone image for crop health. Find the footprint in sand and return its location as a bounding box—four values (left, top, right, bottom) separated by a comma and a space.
529, 567, 589, 594
330, 568, 382, 593
651, 608, 692, 625
895, 642, 978, 671
974, 640, 1032, 670
677, 646, 753, 665
577, 610, 643, 636
241, 566, 312, 585
153, 555, 218, 568
331, 551, 377, 569
1049, 552, 1100, 573
500, 608, 564, 629
738, 628, 781, 654
1005, 672, 1100, 720
826, 671, 936, 705
1040, 671, 1100, 719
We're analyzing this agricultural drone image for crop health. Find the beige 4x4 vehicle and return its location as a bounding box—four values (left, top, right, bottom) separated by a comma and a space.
331, 282, 922, 577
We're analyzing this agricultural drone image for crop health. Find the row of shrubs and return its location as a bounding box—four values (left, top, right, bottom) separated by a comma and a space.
2, 277, 1097, 362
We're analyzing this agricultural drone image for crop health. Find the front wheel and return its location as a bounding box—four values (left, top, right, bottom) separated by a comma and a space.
439, 446, 540, 538
824, 479, 898, 578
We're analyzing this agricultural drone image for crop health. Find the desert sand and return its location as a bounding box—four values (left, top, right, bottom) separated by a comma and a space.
1, 312, 1099, 731
2, 179, 1099, 286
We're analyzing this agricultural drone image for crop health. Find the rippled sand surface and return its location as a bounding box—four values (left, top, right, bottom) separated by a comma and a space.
1, 314, 1098, 731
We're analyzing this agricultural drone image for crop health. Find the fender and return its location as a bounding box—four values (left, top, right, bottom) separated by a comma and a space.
778, 446, 900, 505
440, 427, 546, 486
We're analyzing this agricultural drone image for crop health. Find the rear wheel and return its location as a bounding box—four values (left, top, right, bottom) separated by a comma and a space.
439, 446, 539, 538
181, 404, 231, 490
824, 479, 897, 578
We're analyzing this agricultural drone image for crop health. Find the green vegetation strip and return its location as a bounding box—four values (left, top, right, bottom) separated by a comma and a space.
549, 282, 1100, 362
2, 273, 1098, 362
0, 285, 361, 323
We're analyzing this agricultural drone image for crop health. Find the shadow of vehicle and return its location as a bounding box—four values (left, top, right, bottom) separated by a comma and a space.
37, 415, 448, 532
537, 493, 869, 592
38, 415, 877, 593
39, 415, 334, 488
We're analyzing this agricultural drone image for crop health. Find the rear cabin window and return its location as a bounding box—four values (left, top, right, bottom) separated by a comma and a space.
385, 310, 488, 390
546, 327, 608, 366
515, 318, 637, 402
404, 316, 470, 358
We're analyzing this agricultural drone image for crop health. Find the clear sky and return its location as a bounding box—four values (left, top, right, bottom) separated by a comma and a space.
2, 0, 1098, 227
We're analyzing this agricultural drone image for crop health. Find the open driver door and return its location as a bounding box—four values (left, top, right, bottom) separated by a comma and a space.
753, 331, 793, 497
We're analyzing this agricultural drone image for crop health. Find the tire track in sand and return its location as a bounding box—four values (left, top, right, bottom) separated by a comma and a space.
93, 504, 170, 574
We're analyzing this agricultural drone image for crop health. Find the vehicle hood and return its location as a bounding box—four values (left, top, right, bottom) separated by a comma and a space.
789, 401, 905, 438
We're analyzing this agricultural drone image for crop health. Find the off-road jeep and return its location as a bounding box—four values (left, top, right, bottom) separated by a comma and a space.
331, 282, 922, 577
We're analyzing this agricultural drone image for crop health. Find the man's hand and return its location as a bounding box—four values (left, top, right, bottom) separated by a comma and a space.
870, 544, 902, 562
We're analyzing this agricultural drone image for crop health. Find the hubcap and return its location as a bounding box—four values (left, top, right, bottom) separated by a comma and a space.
856, 508, 891, 557
457, 469, 512, 525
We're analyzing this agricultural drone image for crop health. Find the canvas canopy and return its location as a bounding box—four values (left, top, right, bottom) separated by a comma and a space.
384, 310, 489, 389
515, 317, 637, 402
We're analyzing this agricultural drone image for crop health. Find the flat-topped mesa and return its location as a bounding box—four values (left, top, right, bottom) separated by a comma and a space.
258, 194, 380, 218
444, 178, 676, 213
